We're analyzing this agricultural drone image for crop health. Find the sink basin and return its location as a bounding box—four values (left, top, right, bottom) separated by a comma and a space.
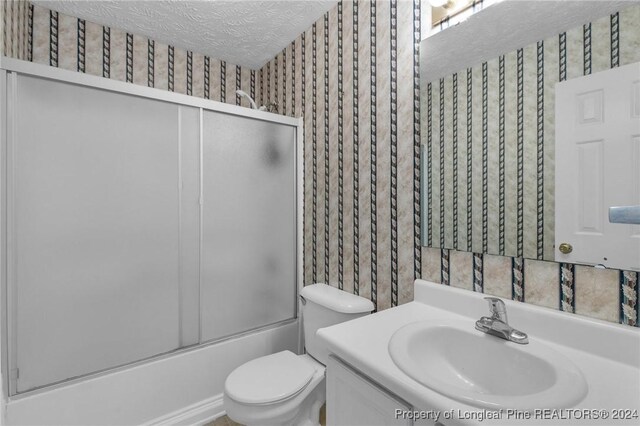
388, 320, 588, 410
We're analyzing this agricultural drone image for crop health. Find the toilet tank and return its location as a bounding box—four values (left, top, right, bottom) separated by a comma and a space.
299, 284, 374, 365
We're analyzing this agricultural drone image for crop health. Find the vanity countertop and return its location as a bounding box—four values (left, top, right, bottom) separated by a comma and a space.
317, 280, 640, 425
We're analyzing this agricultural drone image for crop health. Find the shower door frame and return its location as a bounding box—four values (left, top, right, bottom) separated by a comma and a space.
0, 56, 304, 398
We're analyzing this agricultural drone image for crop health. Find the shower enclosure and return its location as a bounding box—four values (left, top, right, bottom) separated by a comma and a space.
0, 58, 301, 399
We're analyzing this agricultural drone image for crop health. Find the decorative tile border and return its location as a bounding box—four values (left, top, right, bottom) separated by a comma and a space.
168, 45, 175, 92
560, 263, 576, 313
473, 253, 483, 293
48, 10, 57, 67
222, 60, 229, 102
323, 12, 330, 285
234, 63, 240, 104
425, 248, 638, 327
452, 73, 459, 250
441, 249, 450, 286
301, 31, 306, 285
498, 56, 505, 255
481, 61, 488, 254
389, 0, 398, 307
252, 68, 257, 104
370, 0, 378, 311
148, 40, 155, 88
352, 1, 360, 295
76, 18, 84, 73
101, 26, 109, 78
427, 81, 433, 247
312, 22, 318, 282
512, 257, 525, 302
338, 1, 344, 290
282, 45, 287, 113
610, 12, 619, 68
516, 48, 524, 257
27, 3, 34, 61
559, 32, 567, 81
465, 67, 473, 252
439, 77, 445, 248
289, 42, 294, 116
583, 22, 592, 75
187, 52, 194, 96
125, 32, 133, 82
536, 41, 544, 260
266, 59, 271, 105
412, 0, 422, 280
274, 54, 279, 111
620, 271, 638, 326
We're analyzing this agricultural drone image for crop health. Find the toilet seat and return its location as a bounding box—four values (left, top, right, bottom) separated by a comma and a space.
225, 350, 316, 405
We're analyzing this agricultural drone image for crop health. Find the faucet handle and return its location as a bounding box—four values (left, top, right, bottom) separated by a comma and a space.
484, 297, 508, 323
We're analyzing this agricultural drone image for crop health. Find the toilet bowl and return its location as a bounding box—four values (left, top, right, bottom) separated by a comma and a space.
223, 284, 374, 426
224, 351, 325, 426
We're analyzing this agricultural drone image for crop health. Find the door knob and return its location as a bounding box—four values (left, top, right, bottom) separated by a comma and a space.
558, 243, 573, 254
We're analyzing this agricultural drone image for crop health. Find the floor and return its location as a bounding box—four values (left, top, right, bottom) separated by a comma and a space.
208, 404, 326, 426
208, 415, 242, 426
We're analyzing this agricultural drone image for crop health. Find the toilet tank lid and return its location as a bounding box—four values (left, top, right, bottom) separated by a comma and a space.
300, 283, 374, 314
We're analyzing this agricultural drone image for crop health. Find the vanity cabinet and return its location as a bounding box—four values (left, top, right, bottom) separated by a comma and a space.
327, 356, 413, 426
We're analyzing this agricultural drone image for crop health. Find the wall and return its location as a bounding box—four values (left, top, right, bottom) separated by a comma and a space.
1, 1, 260, 107
260, 0, 639, 327
1, 1, 638, 328
260, 0, 424, 314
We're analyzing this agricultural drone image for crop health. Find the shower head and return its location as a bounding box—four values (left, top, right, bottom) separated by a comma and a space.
235, 90, 258, 110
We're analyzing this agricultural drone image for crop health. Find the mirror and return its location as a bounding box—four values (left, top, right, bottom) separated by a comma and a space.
419, 1, 639, 263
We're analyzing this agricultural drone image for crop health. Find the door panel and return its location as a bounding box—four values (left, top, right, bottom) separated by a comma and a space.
200, 111, 296, 341
9, 75, 195, 392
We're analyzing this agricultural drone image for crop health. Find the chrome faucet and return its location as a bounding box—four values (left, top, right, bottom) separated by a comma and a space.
475, 297, 529, 344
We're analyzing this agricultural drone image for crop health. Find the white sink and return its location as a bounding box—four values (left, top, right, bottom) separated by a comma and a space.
388, 320, 588, 411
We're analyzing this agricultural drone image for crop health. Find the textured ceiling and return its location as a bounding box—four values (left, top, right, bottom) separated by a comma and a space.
422, 0, 633, 81
34, 0, 337, 69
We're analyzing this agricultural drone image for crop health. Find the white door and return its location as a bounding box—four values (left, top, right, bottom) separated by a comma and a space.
556, 62, 640, 271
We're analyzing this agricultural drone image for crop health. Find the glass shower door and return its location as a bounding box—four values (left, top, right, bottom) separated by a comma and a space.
5, 72, 297, 395
8, 75, 201, 393
200, 111, 297, 341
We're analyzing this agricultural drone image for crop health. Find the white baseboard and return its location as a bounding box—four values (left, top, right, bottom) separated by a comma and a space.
145, 394, 225, 426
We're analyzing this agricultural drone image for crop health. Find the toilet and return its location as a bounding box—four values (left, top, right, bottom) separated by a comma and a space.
223, 283, 374, 426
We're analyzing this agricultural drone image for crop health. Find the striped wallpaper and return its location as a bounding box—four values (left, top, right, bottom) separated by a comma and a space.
260, 0, 422, 312
1, 1, 258, 107
260, 1, 639, 327
1, 0, 638, 327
